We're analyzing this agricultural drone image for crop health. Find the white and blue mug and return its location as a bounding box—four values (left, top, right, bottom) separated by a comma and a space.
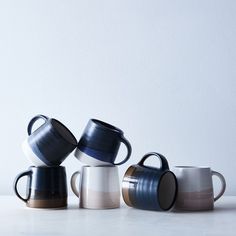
74, 119, 132, 166
22, 114, 77, 166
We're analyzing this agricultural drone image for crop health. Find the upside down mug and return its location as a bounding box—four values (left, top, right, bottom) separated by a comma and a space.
13, 166, 68, 208
173, 166, 226, 211
71, 166, 120, 209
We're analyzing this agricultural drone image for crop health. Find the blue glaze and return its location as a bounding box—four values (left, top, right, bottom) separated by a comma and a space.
77, 119, 132, 165
27, 115, 77, 166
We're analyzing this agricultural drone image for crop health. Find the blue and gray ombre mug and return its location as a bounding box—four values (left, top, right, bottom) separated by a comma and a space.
122, 152, 177, 211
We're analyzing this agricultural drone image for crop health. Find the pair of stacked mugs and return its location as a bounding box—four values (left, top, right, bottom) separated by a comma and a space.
14, 115, 78, 208
122, 153, 226, 211
71, 119, 131, 209
14, 115, 132, 209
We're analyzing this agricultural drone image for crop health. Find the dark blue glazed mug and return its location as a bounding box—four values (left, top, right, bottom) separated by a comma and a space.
74, 119, 132, 166
122, 152, 177, 211
22, 115, 77, 166
13, 166, 68, 208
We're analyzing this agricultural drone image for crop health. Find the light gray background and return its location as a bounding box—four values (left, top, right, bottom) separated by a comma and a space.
0, 0, 235, 195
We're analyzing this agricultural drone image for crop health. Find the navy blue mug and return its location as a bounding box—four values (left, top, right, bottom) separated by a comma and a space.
74, 119, 132, 166
13, 166, 68, 208
122, 152, 177, 211
22, 115, 77, 166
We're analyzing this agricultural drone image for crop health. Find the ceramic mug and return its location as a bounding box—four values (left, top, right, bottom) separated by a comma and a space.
13, 166, 68, 208
22, 114, 77, 166
74, 119, 132, 166
122, 152, 177, 211
173, 166, 226, 211
71, 166, 120, 209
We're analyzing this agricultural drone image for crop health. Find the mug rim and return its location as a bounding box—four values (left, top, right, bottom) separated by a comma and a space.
90, 119, 123, 134
174, 166, 210, 169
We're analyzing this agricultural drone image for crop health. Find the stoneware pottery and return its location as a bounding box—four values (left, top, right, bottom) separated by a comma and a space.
173, 166, 226, 211
122, 152, 177, 211
22, 114, 77, 166
13, 166, 68, 208
74, 119, 132, 166
71, 166, 120, 209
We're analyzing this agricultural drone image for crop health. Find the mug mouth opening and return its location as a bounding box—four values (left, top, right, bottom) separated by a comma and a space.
158, 171, 177, 211
91, 119, 123, 134
51, 119, 77, 145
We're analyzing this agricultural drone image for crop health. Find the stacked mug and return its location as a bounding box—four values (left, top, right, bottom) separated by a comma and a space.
71, 119, 132, 209
14, 115, 77, 208
13, 114, 226, 212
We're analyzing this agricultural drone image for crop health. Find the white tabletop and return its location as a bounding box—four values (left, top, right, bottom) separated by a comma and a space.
0, 196, 235, 236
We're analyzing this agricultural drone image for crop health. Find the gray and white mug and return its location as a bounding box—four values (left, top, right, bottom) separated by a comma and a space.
173, 166, 226, 211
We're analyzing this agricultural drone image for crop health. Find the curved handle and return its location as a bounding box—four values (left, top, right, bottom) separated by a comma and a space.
138, 152, 169, 171
70, 171, 80, 198
212, 170, 226, 202
113, 136, 132, 165
27, 114, 49, 135
13, 170, 32, 203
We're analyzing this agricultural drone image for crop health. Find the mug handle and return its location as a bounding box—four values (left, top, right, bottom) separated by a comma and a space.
212, 170, 226, 202
13, 170, 32, 203
27, 114, 49, 135
70, 171, 80, 198
113, 136, 132, 166
138, 152, 169, 171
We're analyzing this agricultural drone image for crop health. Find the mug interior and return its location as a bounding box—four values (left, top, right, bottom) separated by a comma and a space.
158, 172, 177, 210
91, 119, 123, 133
51, 119, 77, 145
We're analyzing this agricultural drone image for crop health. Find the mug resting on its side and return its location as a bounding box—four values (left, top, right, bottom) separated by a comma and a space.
173, 166, 226, 211
122, 152, 177, 211
13, 166, 68, 208
71, 166, 120, 209
22, 114, 77, 166
74, 119, 132, 166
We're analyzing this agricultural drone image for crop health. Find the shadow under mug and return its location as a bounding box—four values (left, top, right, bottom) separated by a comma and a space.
22, 114, 77, 166
173, 166, 226, 211
74, 119, 132, 166
122, 152, 177, 211
71, 166, 120, 209
13, 166, 68, 208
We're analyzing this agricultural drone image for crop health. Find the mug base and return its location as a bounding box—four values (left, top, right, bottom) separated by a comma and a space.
26, 198, 67, 208
79, 204, 120, 210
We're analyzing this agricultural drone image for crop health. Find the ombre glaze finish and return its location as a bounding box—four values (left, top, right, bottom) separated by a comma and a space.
173, 166, 226, 211
71, 166, 120, 209
22, 115, 77, 166
122, 152, 177, 211
13, 166, 68, 208
75, 119, 132, 166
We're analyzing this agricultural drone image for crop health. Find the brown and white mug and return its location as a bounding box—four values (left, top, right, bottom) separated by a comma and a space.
173, 166, 226, 211
71, 166, 120, 209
